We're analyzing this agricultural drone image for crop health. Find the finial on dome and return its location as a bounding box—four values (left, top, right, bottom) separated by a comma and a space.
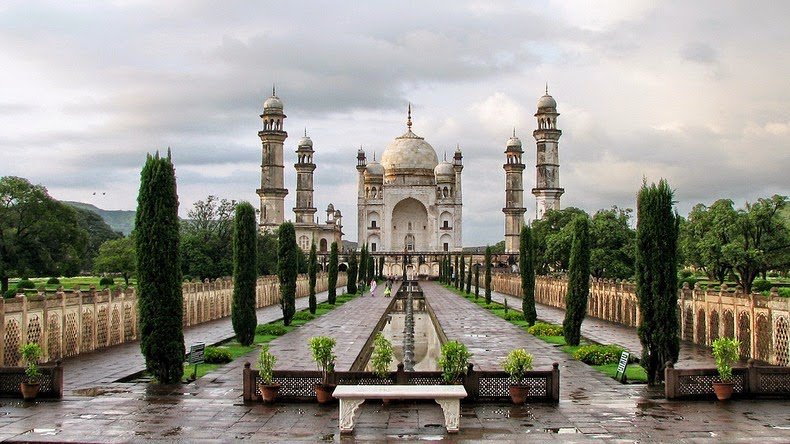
373, 151, 376, 161
513, 127, 516, 137
545, 82, 548, 95
304, 127, 307, 137
443, 151, 447, 161
407, 102, 412, 130
272, 84, 276, 96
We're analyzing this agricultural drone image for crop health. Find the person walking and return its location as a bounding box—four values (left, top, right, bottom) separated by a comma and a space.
370, 279, 377, 296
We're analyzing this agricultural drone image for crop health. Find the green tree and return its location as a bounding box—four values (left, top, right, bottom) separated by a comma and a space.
0, 176, 88, 292
257, 231, 278, 276
490, 240, 506, 253
590, 207, 635, 280
484, 246, 492, 304
378, 255, 384, 279
562, 216, 591, 346
74, 207, 122, 271
636, 179, 680, 385
465, 256, 472, 294
308, 241, 317, 314
277, 222, 298, 326
679, 199, 737, 283
459, 255, 466, 291
327, 241, 338, 304
231, 202, 257, 346
520, 225, 537, 326
94, 237, 136, 286
347, 249, 358, 294
135, 152, 184, 384
532, 207, 588, 274
474, 263, 480, 298
367, 254, 375, 285
359, 244, 368, 289
180, 195, 234, 280
454, 255, 460, 288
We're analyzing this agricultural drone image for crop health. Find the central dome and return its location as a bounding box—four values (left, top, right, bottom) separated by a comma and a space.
381, 129, 439, 172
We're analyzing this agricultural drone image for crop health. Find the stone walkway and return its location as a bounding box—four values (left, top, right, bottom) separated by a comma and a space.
62, 288, 334, 391
2, 281, 789, 442
267, 283, 399, 371
489, 290, 717, 367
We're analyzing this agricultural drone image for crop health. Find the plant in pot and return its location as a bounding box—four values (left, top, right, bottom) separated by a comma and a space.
712, 337, 740, 401
19, 342, 43, 401
308, 336, 337, 404
256, 346, 280, 403
370, 333, 394, 404
502, 348, 534, 404
438, 340, 471, 384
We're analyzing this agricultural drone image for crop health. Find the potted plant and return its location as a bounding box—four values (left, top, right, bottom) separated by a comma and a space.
502, 348, 534, 404
308, 336, 337, 404
712, 337, 740, 401
256, 346, 280, 403
370, 333, 394, 379
438, 340, 471, 384
19, 342, 42, 401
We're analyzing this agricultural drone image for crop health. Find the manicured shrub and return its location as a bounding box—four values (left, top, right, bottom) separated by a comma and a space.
4, 288, 18, 298
370, 332, 394, 378
231, 201, 258, 346
465, 257, 472, 294
17, 279, 35, 289
136, 151, 185, 384
203, 346, 233, 364
573, 344, 627, 365
502, 311, 524, 321
459, 255, 466, 290
484, 246, 492, 304
528, 322, 564, 337
308, 242, 317, 314
47, 277, 60, 285
277, 222, 297, 326
99, 276, 115, 287
636, 179, 680, 384
520, 224, 537, 326
256, 323, 288, 336
438, 340, 471, 383
347, 250, 358, 294
778, 288, 790, 298
751, 279, 773, 293
328, 241, 338, 305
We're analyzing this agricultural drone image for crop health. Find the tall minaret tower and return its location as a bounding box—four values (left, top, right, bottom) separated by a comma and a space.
503, 130, 526, 253
532, 86, 564, 219
257, 87, 289, 231
293, 130, 317, 224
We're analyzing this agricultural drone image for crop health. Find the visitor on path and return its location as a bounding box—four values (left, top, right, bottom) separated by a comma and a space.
370, 279, 377, 296
358, 279, 365, 296
384, 286, 391, 297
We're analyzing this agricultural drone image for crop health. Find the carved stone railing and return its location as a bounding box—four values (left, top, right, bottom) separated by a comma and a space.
0, 272, 347, 366
0, 361, 64, 399
491, 273, 790, 367
242, 362, 560, 403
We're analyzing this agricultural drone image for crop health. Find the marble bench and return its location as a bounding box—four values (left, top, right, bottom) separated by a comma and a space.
332, 385, 467, 434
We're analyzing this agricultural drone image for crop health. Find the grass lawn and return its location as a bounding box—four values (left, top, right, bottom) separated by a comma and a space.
442, 283, 648, 383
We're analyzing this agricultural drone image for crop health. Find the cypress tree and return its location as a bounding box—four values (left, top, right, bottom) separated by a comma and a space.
474, 262, 480, 298
231, 202, 258, 346
278, 222, 297, 326
347, 249, 358, 294
484, 246, 492, 304
367, 255, 375, 285
328, 241, 338, 304
459, 255, 466, 291
439, 256, 444, 282
465, 256, 472, 294
454, 255, 460, 288
636, 179, 680, 384
402, 252, 407, 281
308, 241, 317, 314
520, 224, 537, 326
378, 255, 384, 279
135, 151, 184, 384
563, 216, 591, 346
359, 244, 368, 290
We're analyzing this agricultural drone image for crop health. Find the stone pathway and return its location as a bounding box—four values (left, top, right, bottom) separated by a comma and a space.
268, 283, 399, 371
489, 290, 717, 367
2, 280, 789, 442
61, 288, 335, 391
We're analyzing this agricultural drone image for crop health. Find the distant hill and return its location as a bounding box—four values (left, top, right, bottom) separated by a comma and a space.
64, 201, 136, 235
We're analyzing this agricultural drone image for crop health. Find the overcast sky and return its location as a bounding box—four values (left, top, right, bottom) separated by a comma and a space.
1, 0, 787, 245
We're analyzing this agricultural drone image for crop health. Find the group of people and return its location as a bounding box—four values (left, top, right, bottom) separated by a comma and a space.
358, 277, 394, 297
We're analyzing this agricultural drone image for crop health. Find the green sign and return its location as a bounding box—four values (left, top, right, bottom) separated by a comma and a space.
614, 351, 630, 383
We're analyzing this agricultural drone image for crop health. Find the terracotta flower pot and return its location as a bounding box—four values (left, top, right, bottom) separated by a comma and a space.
314, 384, 336, 404
508, 384, 530, 404
258, 383, 281, 403
712, 382, 734, 401
20, 382, 40, 401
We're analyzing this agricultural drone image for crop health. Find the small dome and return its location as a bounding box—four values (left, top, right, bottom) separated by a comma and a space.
326, 203, 335, 212
365, 160, 384, 176
298, 135, 313, 148
537, 93, 556, 111
264, 95, 283, 110
434, 161, 454, 177
507, 135, 522, 150
334, 209, 342, 217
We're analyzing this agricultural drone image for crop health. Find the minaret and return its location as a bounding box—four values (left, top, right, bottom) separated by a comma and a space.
452, 144, 463, 250
503, 129, 526, 253
293, 130, 317, 224
532, 86, 564, 219
257, 86, 288, 231
356, 146, 367, 250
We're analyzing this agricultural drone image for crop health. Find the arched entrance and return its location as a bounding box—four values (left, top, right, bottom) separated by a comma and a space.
391, 198, 429, 251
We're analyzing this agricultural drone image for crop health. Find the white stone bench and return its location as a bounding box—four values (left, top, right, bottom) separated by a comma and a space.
332, 385, 467, 434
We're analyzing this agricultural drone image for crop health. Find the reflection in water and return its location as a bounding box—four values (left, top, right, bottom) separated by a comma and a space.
365, 296, 442, 371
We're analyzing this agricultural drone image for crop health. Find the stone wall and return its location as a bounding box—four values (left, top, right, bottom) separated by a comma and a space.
492, 273, 790, 366
0, 272, 347, 366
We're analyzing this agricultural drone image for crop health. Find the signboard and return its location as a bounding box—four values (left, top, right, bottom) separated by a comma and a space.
189, 343, 205, 365
614, 351, 630, 383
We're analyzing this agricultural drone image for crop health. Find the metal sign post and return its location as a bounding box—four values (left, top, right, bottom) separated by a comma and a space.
188, 343, 206, 380
614, 351, 630, 383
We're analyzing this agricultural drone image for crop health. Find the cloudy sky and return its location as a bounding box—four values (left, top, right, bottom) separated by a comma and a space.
1, 0, 787, 245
